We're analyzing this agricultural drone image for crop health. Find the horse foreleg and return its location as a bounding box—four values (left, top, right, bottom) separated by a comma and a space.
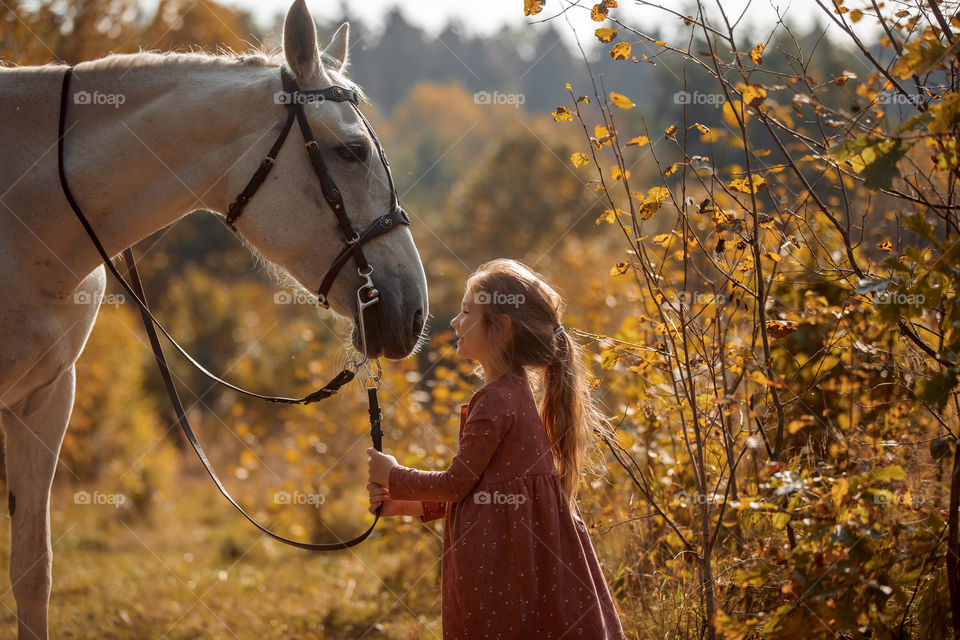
1, 365, 74, 640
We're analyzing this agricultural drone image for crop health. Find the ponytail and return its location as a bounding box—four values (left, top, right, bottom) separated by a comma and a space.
541, 326, 609, 509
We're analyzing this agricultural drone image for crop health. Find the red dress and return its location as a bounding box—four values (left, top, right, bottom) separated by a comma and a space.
388, 370, 626, 639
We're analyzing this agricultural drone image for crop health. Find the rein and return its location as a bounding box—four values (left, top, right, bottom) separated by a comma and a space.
56, 64, 407, 550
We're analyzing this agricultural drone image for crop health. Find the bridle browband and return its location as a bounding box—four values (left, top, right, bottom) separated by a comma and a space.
56, 63, 410, 551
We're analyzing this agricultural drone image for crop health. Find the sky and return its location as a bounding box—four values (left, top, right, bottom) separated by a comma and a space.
212, 0, 851, 48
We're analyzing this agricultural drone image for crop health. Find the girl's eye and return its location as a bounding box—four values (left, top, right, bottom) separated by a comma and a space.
337, 143, 368, 163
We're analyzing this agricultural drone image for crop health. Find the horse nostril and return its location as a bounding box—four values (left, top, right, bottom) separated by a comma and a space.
411, 308, 424, 337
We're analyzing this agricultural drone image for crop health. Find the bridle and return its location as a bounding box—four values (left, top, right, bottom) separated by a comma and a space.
56, 63, 410, 550
224, 66, 410, 311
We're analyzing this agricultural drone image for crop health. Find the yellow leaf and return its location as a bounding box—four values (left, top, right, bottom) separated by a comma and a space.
877, 239, 893, 252
652, 233, 672, 245
600, 347, 619, 369
610, 165, 631, 180
595, 27, 617, 42
552, 106, 573, 122
787, 419, 808, 435
590, 3, 609, 21
742, 84, 767, 108
646, 186, 670, 202
610, 262, 630, 276
723, 99, 745, 127
765, 320, 796, 338
610, 42, 632, 60
663, 162, 679, 177
594, 124, 612, 145
564, 82, 572, 90
638, 186, 669, 219
831, 478, 849, 508
692, 123, 710, 135
747, 370, 786, 388
523, 0, 546, 16
749, 43, 765, 65
655, 40, 667, 46
595, 208, 624, 225
609, 91, 634, 109
571, 152, 589, 168
754, 148, 772, 157
664, 124, 678, 136
626, 135, 649, 147
729, 175, 767, 193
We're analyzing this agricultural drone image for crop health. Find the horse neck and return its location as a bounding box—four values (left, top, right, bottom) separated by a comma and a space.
58, 56, 282, 276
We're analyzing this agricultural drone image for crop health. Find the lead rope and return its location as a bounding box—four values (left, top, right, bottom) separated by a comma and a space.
122, 247, 384, 550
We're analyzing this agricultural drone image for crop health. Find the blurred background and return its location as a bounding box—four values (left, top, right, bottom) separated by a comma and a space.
3, 0, 954, 638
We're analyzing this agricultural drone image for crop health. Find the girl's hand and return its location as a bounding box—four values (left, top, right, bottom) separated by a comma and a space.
367, 447, 398, 486
367, 483, 422, 517
367, 482, 392, 515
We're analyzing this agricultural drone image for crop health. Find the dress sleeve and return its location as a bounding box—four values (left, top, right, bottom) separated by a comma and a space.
389, 387, 513, 503
419, 500, 447, 523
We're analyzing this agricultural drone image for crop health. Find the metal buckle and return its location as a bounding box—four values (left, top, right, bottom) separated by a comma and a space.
365, 358, 382, 390
346, 231, 361, 245
345, 266, 380, 370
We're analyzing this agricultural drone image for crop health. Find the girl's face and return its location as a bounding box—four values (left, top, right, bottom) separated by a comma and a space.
450, 291, 488, 363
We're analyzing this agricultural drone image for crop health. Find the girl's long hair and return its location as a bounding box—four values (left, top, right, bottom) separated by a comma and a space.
466, 259, 610, 509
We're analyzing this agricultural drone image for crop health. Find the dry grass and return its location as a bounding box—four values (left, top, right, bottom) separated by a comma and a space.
0, 479, 446, 639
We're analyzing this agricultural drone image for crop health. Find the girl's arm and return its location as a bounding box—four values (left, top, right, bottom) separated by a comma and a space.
367, 482, 424, 516
367, 483, 445, 522
388, 386, 514, 503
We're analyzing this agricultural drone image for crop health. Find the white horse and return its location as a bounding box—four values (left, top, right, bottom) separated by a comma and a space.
0, 0, 428, 636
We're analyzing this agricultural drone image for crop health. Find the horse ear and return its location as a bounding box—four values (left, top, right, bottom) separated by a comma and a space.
283, 0, 320, 83
323, 22, 349, 72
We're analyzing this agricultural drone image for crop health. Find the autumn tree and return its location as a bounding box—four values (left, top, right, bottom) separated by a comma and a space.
534, 0, 960, 637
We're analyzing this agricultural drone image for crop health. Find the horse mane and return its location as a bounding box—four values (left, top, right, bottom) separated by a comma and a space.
78, 47, 367, 101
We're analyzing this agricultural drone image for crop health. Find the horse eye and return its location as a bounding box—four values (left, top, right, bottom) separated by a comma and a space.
337, 143, 368, 163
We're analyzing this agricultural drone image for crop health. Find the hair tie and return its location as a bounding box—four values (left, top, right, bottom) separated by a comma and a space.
554, 325, 564, 335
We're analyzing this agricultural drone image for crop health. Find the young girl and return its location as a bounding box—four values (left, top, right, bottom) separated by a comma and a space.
366, 258, 626, 639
